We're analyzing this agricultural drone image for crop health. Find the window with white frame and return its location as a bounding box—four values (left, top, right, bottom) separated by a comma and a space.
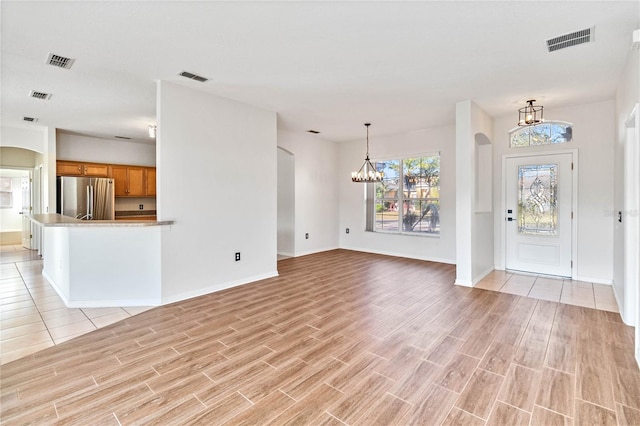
510, 121, 573, 148
367, 154, 440, 235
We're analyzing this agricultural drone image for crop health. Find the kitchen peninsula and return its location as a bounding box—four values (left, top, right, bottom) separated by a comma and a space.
31, 214, 174, 308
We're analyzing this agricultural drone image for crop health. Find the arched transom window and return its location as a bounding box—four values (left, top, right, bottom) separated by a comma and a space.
509, 121, 573, 148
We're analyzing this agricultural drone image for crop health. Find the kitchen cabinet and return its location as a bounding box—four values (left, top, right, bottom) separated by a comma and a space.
111, 166, 146, 196
145, 168, 156, 196
56, 161, 109, 177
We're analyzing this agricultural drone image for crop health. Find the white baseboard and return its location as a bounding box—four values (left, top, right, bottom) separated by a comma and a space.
161, 270, 279, 305
343, 246, 456, 265
472, 266, 495, 286
576, 275, 613, 285
455, 279, 473, 287
294, 246, 340, 257
277, 251, 295, 257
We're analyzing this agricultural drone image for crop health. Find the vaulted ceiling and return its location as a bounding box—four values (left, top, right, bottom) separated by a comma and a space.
2, 1, 638, 144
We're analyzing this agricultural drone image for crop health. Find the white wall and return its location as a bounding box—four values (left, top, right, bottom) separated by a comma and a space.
1, 126, 45, 153
277, 147, 295, 256
338, 125, 456, 264
157, 81, 278, 304
278, 128, 339, 256
0, 125, 55, 214
57, 132, 156, 166
614, 40, 639, 335
493, 100, 615, 284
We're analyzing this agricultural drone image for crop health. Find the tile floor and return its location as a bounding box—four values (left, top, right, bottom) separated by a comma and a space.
0, 245, 151, 365
1, 245, 619, 366
476, 269, 619, 312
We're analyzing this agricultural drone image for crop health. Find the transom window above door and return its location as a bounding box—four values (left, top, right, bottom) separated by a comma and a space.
509, 121, 573, 148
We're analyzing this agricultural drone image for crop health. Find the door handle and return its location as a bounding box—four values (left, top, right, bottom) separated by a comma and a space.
507, 217, 514, 222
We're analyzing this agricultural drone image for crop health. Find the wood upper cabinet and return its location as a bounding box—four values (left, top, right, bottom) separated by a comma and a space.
57, 161, 109, 177
83, 163, 109, 177
145, 168, 156, 196
110, 166, 146, 196
57, 160, 156, 197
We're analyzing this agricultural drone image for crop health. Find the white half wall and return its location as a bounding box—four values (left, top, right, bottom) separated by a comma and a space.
456, 100, 495, 286
57, 132, 156, 166
493, 100, 615, 284
338, 125, 456, 264
157, 81, 278, 303
278, 128, 339, 256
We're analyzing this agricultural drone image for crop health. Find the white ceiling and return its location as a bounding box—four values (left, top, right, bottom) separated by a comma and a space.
2, 1, 638, 144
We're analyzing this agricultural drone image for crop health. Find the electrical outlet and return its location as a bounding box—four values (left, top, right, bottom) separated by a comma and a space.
346, 228, 350, 234
139, 204, 144, 210
305, 233, 309, 239
235, 252, 241, 261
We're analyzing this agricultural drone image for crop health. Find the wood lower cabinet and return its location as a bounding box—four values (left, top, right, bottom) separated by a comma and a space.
56, 161, 109, 177
110, 166, 146, 197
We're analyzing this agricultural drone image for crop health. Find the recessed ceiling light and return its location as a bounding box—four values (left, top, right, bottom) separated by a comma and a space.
23, 116, 38, 122
46, 53, 75, 69
29, 90, 52, 100
307, 130, 320, 134
178, 71, 209, 83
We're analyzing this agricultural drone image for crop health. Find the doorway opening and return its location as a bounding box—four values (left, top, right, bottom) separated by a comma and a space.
277, 147, 295, 259
0, 168, 32, 248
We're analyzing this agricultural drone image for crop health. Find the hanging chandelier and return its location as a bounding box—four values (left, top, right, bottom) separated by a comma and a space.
518, 99, 544, 126
351, 123, 383, 183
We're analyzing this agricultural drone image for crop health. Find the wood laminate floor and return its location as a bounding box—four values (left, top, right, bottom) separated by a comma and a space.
1, 249, 638, 425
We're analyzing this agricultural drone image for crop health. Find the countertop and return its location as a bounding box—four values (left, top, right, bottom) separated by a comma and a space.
30, 214, 174, 227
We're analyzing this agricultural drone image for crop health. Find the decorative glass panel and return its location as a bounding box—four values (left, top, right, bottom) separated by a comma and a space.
518, 164, 558, 236
510, 121, 572, 147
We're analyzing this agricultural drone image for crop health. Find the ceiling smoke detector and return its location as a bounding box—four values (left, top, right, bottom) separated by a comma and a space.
23, 116, 38, 122
178, 71, 209, 83
46, 53, 75, 69
546, 27, 594, 52
29, 90, 52, 100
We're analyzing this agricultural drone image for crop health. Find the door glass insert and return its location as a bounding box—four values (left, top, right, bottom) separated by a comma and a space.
518, 164, 558, 236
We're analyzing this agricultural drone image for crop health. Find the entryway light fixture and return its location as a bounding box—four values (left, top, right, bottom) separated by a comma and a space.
351, 123, 382, 183
148, 124, 157, 138
518, 99, 544, 126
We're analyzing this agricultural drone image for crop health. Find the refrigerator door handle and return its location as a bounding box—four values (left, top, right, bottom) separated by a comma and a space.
89, 185, 94, 220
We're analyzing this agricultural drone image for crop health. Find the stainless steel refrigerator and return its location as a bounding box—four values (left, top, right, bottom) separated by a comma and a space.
56, 176, 115, 220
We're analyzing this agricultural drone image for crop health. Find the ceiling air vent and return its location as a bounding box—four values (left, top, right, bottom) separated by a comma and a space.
546, 27, 594, 52
23, 117, 38, 122
307, 130, 320, 134
46, 53, 75, 69
29, 90, 52, 100
179, 71, 209, 83
115, 136, 131, 140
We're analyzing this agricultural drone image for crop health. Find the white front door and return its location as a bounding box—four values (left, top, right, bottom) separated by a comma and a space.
21, 174, 31, 249
505, 153, 573, 277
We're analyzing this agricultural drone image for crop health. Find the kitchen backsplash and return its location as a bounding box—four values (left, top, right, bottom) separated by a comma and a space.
115, 197, 156, 212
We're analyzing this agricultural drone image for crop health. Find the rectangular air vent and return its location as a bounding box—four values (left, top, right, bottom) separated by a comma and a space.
29, 90, 52, 100
114, 136, 131, 140
23, 117, 38, 122
179, 71, 209, 83
546, 27, 594, 52
307, 130, 320, 134
46, 53, 75, 69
